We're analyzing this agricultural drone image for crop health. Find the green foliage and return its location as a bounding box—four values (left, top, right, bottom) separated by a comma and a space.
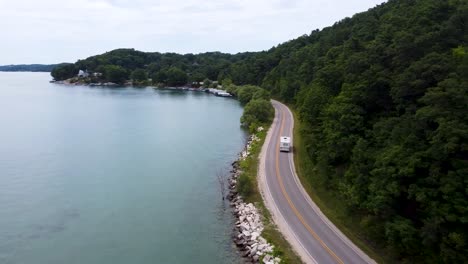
51, 63, 77, 80
166, 67, 188, 86
241, 99, 274, 129
102, 65, 129, 84
453, 46, 467, 57
264, 1, 468, 262
237, 85, 269, 105
51, 48, 274, 84
237, 86, 256, 104
203, 78, 212, 87
150, 67, 187, 86
236, 128, 266, 201
252, 88, 271, 101
234, 126, 303, 263
152, 71, 167, 85
130, 69, 148, 83
225, 84, 239, 96
237, 169, 254, 198
221, 78, 233, 86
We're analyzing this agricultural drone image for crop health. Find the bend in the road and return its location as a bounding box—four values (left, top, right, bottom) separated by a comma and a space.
258, 100, 376, 264
273, 105, 344, 264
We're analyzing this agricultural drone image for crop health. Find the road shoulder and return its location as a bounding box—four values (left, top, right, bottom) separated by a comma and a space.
283, 103, 377, 264
257, 100, 316, 264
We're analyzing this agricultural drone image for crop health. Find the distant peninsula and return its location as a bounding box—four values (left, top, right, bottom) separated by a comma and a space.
0, 63, 71, 72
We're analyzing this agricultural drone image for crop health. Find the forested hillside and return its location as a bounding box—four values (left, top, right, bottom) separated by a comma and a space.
0, 63, 68, 72
52, 0, 468, 262
261, 1, 467, 263
50, 49, 263, 84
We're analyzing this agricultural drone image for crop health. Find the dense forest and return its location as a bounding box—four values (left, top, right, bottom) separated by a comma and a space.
52, 0, 467, 262
0, 63, 68, 72
50, 49, 262, 85
261, 1, 467, 263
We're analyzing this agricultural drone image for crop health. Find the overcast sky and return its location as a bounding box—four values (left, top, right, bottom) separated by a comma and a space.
0, 0, 385, 64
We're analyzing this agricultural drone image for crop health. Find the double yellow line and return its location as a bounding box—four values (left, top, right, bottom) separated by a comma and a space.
275, 107, 344, 264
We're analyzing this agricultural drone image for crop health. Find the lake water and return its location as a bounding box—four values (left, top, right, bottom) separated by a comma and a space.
0, 72, 246, 264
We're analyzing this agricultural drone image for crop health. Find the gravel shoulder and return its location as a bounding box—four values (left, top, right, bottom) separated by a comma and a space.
257, 102, 316, 264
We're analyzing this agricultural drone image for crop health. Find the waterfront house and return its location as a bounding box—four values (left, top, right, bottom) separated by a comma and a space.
78, 70, 89, 78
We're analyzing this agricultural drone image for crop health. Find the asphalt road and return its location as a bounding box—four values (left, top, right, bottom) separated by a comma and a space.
261, 100, 376, 264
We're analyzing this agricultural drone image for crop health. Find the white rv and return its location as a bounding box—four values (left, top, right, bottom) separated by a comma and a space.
280, 136, 291, 152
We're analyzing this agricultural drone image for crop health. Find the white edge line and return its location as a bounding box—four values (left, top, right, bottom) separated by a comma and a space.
258, 102, 318, 264
280, 101, 377, 264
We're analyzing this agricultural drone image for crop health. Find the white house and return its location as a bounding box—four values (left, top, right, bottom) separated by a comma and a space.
78, 70, 89, 78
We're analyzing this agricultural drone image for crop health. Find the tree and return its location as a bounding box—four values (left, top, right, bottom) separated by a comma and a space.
51, 63, 77, 80
221, 78, 233, 86
190, 72, 205, 83
203, 78, 212, 87
237, 86, 255, 104
152, 70, 167, 84
240, 99, 274, 128
252, 88, 271, 101
166, 67, 188, 86
102, 65, 129, 84
130, 69, 148, 83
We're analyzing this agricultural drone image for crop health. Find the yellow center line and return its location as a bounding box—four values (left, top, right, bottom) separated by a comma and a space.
275, 106, 344, 264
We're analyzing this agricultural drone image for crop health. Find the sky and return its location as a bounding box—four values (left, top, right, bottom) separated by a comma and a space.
0, 0, 385, 64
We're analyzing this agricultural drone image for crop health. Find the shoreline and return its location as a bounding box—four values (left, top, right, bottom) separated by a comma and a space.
53, 78, 271, 262
257, 105, 312, 264
226, 131, 281, 264
50, 81, 234, 97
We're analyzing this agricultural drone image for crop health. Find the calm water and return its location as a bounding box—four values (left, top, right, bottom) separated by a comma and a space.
0, 72, 246, 264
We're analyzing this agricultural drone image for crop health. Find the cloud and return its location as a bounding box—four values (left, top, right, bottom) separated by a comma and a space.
0, 0, 386, 64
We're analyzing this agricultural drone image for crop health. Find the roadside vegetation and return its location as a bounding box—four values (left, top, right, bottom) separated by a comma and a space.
235, 126, 303, 264
265, 2, 467, 262
223, 84, 301, 263
233, 86, 302, 263
291, 108, 389, 264
227, 84, 274, 133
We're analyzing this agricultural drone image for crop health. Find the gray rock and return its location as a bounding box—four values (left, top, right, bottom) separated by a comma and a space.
235, 239, 244, 246
263, 254, 272, 263
257, 244, 266, 251
251, 231, 260, 241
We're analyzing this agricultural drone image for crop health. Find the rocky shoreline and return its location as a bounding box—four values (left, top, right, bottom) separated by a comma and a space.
227, 131, 281, 264
50, 81, 234, 96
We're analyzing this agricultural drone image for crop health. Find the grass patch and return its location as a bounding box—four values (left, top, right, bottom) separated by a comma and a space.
237, 126, 303, 264
290, 108, 394, 264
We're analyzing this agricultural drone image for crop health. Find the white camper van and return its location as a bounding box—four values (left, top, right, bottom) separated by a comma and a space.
280, 136, 291, 152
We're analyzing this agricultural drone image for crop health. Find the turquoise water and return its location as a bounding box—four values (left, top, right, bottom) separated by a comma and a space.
0, 72, 246, 264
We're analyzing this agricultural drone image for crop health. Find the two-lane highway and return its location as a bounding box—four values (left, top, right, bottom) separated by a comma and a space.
258, 100, 376, 264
